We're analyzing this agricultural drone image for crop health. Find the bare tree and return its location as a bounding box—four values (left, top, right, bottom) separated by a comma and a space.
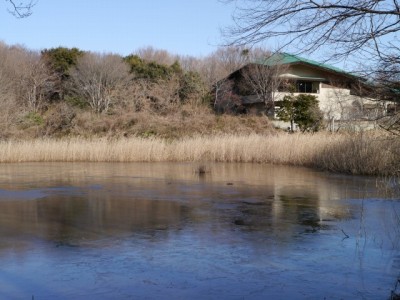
0, 42, 16, 94
134, 46, 178, 66
0, 43, 54, 131
6, 0, 35, 18
120, 79, 151, 112
146, 75, 181, 112
241, 62, 288, 111
70, 53, 131, 114
196, 46, 270, 88
18, 52, 55, 113
178, 55, 202, 73
213, 79, 243, 113
0, 43, 20, 130
1, 45, 55, 113
224, 0, 400, 63
214, 46, 251, 75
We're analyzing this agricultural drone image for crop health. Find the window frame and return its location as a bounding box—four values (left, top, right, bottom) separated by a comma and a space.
296, 81, 319, 94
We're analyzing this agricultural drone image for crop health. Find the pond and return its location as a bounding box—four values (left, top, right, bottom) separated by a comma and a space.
0, 162, 399, 299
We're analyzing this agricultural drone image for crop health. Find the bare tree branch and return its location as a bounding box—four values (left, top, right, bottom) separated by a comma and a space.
70, 53, 132, 114
6, 0, 36, 18
224, 0, 400, 63
241, 62, 288, 110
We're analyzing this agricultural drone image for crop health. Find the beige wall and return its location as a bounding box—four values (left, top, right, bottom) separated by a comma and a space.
275, 87, 375, 121
276, 65, 379, 121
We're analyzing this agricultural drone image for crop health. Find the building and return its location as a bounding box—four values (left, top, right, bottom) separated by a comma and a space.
213, 53, 394, 130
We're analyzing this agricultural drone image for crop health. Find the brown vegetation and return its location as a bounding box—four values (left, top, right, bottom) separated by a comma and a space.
0, 132, 398, 176
0, 103, 273, 140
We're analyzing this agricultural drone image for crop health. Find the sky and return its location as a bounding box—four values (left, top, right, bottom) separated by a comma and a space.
0, 0, 238, 57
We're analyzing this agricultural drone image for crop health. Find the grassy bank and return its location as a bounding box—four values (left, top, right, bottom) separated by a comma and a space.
2, 105, 275, 139
0, 132, 398, 176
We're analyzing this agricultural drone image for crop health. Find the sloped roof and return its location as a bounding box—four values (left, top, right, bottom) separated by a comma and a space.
256, 53, 355, 78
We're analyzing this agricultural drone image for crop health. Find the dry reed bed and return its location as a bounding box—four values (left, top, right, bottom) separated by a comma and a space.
0, 133, 398, 175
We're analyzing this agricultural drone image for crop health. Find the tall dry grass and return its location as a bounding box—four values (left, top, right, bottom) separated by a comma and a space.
0, 132, 398, 176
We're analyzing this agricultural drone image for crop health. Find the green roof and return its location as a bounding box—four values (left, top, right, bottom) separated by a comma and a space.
256, 53, 354, 77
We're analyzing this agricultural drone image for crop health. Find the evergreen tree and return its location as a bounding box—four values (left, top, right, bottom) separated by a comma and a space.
277, 94, 323, 132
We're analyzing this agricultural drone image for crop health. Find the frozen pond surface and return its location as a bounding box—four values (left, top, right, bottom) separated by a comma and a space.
0, 162, 399, 299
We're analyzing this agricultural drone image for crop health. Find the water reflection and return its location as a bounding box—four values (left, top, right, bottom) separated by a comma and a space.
0, 163, 366, 246
0, 162, 398, 299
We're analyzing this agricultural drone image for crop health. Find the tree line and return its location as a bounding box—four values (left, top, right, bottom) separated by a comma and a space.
0, 43, 273, 136
0, 43, 273, 113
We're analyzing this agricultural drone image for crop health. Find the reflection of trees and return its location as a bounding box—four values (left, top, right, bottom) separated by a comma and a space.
0, 162, 379, 254
0, 193, 188, 249
37, 196, 88, 243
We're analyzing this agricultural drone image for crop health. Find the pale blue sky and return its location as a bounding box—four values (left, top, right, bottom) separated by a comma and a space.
1, 0, 238, 57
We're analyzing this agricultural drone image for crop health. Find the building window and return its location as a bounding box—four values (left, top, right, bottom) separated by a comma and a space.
296, 81, 318, 93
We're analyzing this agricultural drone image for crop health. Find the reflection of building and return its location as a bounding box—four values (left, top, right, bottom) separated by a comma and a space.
268, 165, 354, 235
213, 53, 396, 130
